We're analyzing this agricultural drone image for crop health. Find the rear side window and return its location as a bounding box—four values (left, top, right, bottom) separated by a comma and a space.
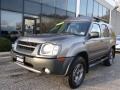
101, 24, 110, 37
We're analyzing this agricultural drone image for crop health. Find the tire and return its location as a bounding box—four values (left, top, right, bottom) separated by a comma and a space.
68, 57, 86, 89
104, 48, 115, 66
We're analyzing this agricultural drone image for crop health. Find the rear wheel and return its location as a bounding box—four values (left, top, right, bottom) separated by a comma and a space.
104, 48, 115, 66
68, 57, 86, 89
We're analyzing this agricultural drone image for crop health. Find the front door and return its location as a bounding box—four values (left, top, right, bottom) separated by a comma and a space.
86, 23, 104, 62
24, 17, 36, 35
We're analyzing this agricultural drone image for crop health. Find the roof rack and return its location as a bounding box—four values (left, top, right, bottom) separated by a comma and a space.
93, 17, 101, 22
78, 15, 109, 23
77, 15, 101, 22
93, 17, 109, 23
78, 15, 92, 20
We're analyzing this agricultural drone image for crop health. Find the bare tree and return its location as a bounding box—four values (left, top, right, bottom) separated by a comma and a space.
114, 0, 120, 11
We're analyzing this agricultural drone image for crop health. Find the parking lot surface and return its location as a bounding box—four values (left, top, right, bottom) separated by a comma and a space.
0, 54, 120, 90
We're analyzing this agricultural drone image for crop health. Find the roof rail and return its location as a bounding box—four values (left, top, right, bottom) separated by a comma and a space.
77, 15, 109, 23
78, 15, 102, 22
93, 17, 109, 23
93, 17, 101, 22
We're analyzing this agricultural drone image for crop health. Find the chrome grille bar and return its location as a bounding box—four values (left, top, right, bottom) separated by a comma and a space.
17, 41, 39, 53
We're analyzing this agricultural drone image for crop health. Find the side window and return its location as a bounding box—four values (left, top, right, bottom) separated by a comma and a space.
101, 24, 109, 37
91, 23, 101, 37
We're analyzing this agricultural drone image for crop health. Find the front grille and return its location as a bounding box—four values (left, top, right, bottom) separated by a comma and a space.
17, 41, 39, 53
17, 45, 35, 51
18, 41, 38, 47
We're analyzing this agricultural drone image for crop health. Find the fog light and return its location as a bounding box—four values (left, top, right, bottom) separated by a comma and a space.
45, 68, 51, 74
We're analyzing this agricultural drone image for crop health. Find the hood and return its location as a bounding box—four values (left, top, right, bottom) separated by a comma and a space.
18, 33, 84, 44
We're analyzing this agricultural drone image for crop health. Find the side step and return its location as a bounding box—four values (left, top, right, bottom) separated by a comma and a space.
89, 57, 108, 68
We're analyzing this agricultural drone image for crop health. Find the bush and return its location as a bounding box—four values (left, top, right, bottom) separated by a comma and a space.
0, 37, 12, 52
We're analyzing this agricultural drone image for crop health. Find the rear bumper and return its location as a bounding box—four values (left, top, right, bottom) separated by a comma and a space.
11, 51, 73, 75
116, 45, 120, 52
116, 49, 120, 52
116, 48, 120, 52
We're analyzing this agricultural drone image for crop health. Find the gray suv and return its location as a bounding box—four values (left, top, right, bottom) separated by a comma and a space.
11, 17, 116, 89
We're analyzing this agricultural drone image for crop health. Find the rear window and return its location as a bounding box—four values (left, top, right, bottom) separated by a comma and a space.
10, 31, 18, 34
1, 31, 9, 35
117, 37, 120, 40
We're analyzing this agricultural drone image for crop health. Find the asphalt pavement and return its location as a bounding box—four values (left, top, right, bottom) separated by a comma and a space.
0, 54, 120, 90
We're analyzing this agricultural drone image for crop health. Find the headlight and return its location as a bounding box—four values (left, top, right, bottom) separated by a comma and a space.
39, 43, 60, 56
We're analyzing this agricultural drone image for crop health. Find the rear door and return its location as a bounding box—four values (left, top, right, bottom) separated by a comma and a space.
100, 24, 110, 54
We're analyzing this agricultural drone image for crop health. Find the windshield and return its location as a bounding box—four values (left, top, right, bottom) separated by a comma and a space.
43, 22, 91, 36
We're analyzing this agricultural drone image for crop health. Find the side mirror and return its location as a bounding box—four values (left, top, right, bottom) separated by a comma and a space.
89, 32, 99, 38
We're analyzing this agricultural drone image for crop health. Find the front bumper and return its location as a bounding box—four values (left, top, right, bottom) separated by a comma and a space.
11, 51, 73, 75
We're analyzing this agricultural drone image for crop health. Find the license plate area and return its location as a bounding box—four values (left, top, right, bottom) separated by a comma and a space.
16, 55, 24, 63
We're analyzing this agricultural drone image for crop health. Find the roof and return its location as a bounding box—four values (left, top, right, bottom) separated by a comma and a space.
64, 16, 92, 22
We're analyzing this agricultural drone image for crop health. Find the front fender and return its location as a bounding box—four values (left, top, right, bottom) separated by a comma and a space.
66, 42, 88, 57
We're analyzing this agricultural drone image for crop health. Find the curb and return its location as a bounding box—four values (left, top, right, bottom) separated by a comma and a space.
0, 52, 11, 57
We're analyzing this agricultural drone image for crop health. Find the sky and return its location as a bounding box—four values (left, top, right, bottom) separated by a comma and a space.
114, 0, 120, 7
108, 0, 116, 6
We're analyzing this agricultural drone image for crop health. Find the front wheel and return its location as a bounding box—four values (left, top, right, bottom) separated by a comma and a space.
68, 57, 86, 89
104, 48, 115, 66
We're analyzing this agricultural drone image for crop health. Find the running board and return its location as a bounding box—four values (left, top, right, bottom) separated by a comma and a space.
89, 57, 108, 68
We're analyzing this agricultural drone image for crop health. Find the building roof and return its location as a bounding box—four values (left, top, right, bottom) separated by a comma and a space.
96, 0, 116, 10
